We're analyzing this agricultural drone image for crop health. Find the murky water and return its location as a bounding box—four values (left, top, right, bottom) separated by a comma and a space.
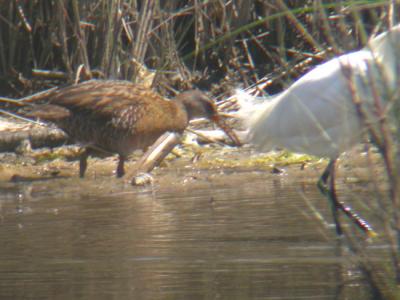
0, 169, 384, 299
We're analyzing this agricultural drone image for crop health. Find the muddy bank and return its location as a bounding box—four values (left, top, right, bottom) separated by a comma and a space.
0, 140, 384, 194
0, 115, 385, 190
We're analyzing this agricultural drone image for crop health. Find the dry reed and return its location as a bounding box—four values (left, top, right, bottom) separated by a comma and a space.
1, 0, 399, 297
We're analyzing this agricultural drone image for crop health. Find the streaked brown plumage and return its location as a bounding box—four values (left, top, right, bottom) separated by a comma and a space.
2, 80, 240, 177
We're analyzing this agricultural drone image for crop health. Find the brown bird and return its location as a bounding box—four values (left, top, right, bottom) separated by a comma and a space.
1, 80, 241, 178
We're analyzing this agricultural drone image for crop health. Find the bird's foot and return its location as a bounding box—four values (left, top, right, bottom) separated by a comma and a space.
317, 177, 376, 237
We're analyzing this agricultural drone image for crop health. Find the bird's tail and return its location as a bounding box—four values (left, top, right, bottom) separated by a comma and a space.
233, 88, 279, 145
0, 87, 62, 123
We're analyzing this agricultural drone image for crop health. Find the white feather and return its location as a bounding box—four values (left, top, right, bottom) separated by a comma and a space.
236, 24, 400, 158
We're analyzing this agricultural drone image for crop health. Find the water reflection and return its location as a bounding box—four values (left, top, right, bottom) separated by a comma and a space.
0, 170, 378, 299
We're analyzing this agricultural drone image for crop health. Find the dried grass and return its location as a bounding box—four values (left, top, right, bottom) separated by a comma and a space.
1, 0, 400, 296
0, 1, 391, 97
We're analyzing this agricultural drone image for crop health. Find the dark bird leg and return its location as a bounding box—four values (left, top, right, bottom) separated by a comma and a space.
317, 159, 376, 237
318, 159, 342, 235
79, 147, 90, 178
116, 155, 126, 178
328, 160, 343, 235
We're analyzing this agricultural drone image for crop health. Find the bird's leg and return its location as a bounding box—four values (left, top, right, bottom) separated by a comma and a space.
317, 159, 343, 235
328, 160, 344, 235
318, 159, 334, 187
317, 159, 376, 237
116, 155, 125, 178
79, 147, 90, 178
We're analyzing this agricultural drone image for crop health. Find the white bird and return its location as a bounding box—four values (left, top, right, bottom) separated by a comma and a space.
237, 24, 400, 236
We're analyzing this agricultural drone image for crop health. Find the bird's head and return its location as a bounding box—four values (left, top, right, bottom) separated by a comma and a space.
175, 90, 242, 146
368, 24, 400, 89
176, 90, 218, 120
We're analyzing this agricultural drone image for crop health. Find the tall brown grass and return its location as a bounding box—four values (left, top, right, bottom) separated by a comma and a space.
1, 0, 399, 297
0, 0, 392, 98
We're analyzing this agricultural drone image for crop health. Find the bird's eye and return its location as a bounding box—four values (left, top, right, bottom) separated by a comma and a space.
201, 100, 216, 116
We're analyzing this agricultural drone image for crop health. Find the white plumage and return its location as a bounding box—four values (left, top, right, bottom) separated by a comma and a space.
238, 24, 400, 159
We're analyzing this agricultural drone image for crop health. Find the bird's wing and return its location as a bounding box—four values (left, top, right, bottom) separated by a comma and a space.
247, 51, 374, 157
21, 104, 71, 121
49, 80, 150, 113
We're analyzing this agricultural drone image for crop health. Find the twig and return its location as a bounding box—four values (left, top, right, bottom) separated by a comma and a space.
127, 132, 182, 183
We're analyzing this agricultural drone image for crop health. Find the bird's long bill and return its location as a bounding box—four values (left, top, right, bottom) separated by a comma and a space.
211, 115, 242, 146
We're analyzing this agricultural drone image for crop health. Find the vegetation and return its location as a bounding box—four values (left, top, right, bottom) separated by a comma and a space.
0, 0, 393, 98
0, 0, 399, 298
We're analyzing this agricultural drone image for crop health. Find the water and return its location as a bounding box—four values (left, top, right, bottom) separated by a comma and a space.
0, 170, 382, 299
